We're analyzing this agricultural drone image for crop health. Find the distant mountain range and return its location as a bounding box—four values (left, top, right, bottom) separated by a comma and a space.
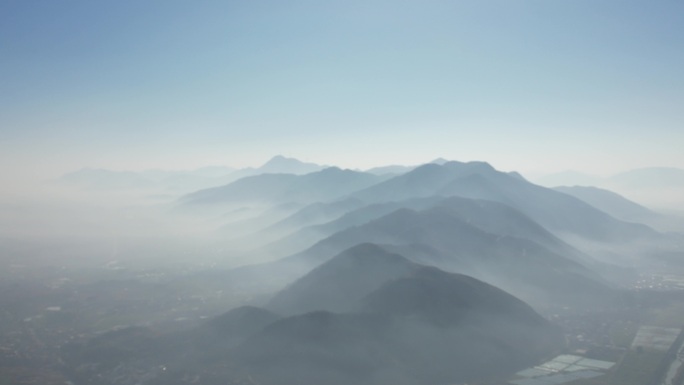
234, 246, 561, 385
59, 158, 684, 212
198, 161, 667, 305
181, 167, 387, 206
58, 155, 328, 195
187, 160, 659, 249
536, 167, 684, 210
58, 156, 461, 196
346, 161, 657, 243
538, 167, 684, 190
554, 185, 658, 223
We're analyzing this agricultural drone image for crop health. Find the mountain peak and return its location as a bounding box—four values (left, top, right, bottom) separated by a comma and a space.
267, 243, 418, 315
443, 160, 495, 172
260, 155, 300, 168
258, 155, 326, 175
430, 157, 450, 165
316, 166, 343, 174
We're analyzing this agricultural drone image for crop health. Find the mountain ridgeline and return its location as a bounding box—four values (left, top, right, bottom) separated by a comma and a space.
348, 161, 657, 242
176, 160, 670, 310
184, 160, 659, 244
181, 167, 387, 206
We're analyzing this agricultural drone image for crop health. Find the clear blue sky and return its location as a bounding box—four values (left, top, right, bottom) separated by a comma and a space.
1, 0, 683, 184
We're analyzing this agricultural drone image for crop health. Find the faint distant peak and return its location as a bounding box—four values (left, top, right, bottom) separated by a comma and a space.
258, 155, 326, 175
429, 157, 450, 165
310, 166, 372, 178
60, 167, 153, 185
508, 171, 527, 181
404, 160, 496, 178
329, 243, 416, 267
259, 155, 301, 168
317, 166, 343, 173
443, 160, 494, 171
409, 162, 445, 174
365, 164, 415, 175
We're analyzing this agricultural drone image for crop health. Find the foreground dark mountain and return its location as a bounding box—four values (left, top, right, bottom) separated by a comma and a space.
267, 244, 420, 315
198, 306, 281, 348
234, 249, 562, 385
63, 244, 562, 385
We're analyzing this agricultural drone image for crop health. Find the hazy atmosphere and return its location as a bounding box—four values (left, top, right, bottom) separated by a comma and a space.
2, 1, 684, 185
2, 2, 684, 385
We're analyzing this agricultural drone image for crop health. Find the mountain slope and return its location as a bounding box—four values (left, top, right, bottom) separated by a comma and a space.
266, 203, 612, 308
198, 306, 281, 347
267, 243, 420, 315
438, 172, 657, 242
257, 155, 326, 175
265, 198, 365, 234
260, 197, 442, 257
181, 173, 298, 205
350, 161, 658, 243
232, 198, 367, 248
65, 246, 563, 385
351, 161, 490, 203
262, 193, 570, 259
554, 185, 658, 223
236, 260, 562, 385
217, 155, 327, 182
181, 167, 384, 206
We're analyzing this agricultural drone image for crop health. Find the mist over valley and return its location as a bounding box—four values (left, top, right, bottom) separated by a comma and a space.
3, 1, 684, 384
2, 156, 684, 385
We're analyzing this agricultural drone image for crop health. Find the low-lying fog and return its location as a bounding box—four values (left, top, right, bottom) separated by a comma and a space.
2, 160, 684, 385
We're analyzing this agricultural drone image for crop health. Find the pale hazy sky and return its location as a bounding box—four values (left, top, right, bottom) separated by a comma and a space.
2, 0, 683, 184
